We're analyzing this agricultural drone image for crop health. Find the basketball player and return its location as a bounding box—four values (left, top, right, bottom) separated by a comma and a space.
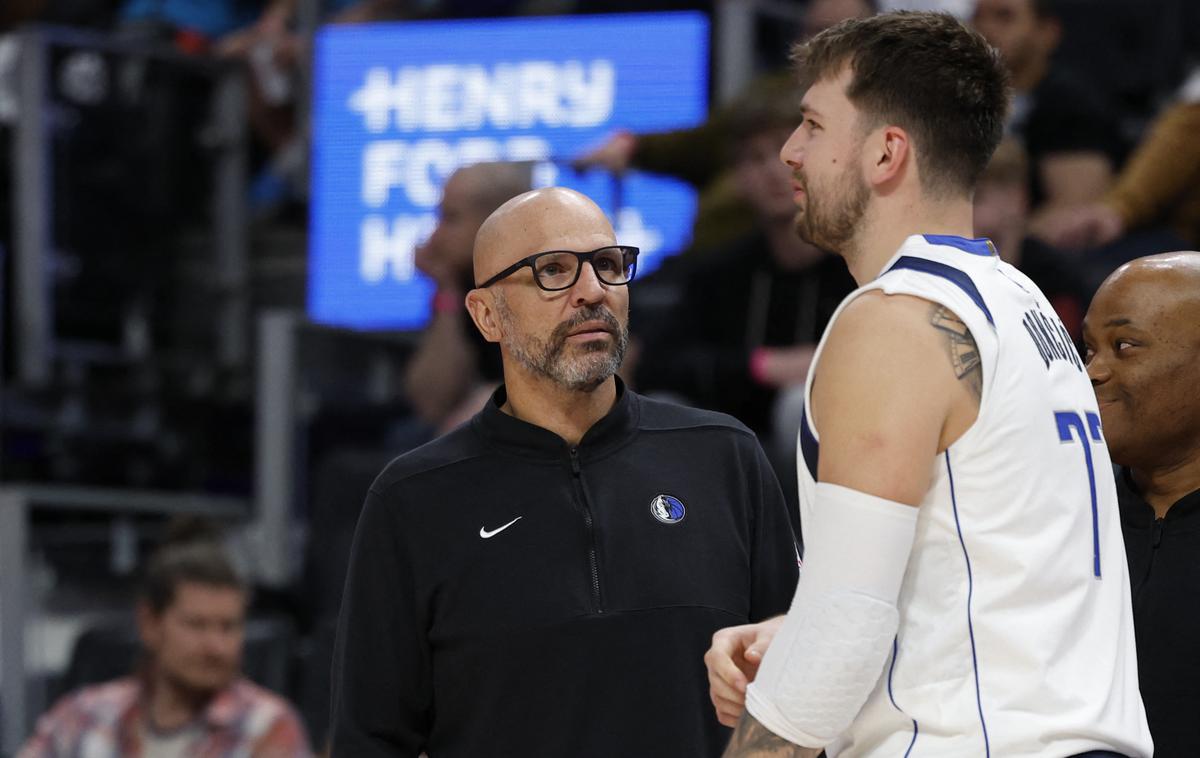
705, 12, 1152, 757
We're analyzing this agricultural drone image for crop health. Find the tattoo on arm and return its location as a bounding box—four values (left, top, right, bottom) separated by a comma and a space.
722, 711, 822, 758
929, 305, 982, 401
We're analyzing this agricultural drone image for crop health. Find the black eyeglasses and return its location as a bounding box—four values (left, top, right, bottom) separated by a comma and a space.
475, 246, 640, 292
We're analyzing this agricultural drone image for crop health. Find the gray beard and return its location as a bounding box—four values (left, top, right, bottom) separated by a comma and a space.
496, 299, 629, 392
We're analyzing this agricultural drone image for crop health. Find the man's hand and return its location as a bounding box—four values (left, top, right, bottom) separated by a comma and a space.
1032, 202, 1125, 250
572, 130, 638, 174
705, 617, 785, 727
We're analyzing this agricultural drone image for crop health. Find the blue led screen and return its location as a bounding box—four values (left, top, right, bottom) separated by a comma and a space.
309, 12, 709, 330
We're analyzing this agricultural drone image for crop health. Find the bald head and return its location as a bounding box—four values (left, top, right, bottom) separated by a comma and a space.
419, 162, 532, 281
1103, 250, 1200, 290
473, 187, 616, 287
453, 162, 533, 217
1093, 251, 1200, 345
1084, 251, 1200, 471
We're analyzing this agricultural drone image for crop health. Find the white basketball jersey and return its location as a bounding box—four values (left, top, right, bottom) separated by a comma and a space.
797, 235, 1152, 757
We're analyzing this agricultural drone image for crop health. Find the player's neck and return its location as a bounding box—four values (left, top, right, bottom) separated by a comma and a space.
500, 371, 618, 447
845, 196, 976, 285
1131, 448, 1200, 519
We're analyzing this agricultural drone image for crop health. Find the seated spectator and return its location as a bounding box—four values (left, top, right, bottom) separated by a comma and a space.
212, 0, 405, 214
573, 0, 876, 250
972, 0, 1122, 217
974, 138, 1090, 340
404, 161, 531, 436
1083, 251, 1200, 758
634, 84, 856, 480
19, 521, 311, 758
1040, 69, 1200, 251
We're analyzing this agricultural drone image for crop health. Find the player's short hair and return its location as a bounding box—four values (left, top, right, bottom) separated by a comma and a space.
140, 517, 245, 614
792, 11, 1010, 198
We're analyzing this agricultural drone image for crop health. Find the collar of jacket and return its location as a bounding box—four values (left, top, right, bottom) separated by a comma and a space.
473, 376, 641, 463
1117, 466, 1200, 529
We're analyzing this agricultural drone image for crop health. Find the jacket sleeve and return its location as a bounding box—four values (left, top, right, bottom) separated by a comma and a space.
745, 438, 801, 621
329, 487, 430, 756
631, 120, 729, 187
1105, 102, 1200, 229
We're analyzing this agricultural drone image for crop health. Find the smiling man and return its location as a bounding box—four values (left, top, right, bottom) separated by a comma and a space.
330, 187, 799, 757
1084, 252, 1200, 758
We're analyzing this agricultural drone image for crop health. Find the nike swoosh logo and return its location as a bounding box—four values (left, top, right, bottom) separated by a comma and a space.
479, 516, 522, 539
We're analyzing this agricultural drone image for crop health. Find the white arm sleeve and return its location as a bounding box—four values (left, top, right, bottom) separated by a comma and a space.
745, 482, 919, 747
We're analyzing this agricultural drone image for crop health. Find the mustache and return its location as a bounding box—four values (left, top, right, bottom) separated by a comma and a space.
551, 305, 622, 342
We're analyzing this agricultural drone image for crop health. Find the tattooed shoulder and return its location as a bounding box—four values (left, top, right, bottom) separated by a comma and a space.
928, 304, 982, 401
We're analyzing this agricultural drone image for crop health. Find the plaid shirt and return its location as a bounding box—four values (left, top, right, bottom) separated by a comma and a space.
18, 676, 312, 758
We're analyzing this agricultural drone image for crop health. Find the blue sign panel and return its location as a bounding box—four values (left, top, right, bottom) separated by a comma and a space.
309, 12, 709, 330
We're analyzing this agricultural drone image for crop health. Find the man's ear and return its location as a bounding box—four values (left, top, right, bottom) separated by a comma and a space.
465, 289, 503, 344
866, 124, 911, 189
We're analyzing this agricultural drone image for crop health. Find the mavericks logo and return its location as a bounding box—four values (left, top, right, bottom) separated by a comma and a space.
650, 494, 686, 524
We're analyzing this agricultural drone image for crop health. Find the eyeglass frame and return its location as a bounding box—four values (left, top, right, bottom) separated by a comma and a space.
474, 245, 640, 291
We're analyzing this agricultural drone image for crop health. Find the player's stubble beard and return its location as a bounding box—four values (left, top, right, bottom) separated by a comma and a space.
493, 293, 630, 392
792, 158, 870, 253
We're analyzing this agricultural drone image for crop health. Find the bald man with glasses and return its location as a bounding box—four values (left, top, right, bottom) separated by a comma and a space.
330, 187, 799, 758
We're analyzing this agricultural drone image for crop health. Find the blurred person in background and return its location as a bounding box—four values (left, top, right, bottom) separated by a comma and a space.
972, 0, 1122, 221
573, 0, 876, 251
1083, 251, 1200, 758
19, 521, 311, 757
404, 161, 532, 436
973, 138, 1089, 340
634, 78, 855, 510
1040, 70, 1200, 252
298, 161, 531, 651
211, 0, 405, 213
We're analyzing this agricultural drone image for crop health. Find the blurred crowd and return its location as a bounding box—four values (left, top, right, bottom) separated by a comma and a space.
3, 0, 1200, 754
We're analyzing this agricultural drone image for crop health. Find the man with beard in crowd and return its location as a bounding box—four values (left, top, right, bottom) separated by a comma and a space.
20, 523, 310, 757
330, 187, 800, 757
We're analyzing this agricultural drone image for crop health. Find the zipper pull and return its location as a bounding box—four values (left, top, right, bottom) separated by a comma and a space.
1152, 518, 1164, 549
569, 447, 581, 475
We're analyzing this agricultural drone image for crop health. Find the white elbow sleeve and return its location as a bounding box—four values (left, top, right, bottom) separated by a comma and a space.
745, 482, 919, 747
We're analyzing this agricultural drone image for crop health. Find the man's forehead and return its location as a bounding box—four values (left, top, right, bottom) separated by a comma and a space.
501, 220, 612, 257
1090, 265, 1200, 332
800, 68, 854, 116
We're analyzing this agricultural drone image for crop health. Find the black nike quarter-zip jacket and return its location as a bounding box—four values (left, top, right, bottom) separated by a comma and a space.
330, 381, 799, 757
